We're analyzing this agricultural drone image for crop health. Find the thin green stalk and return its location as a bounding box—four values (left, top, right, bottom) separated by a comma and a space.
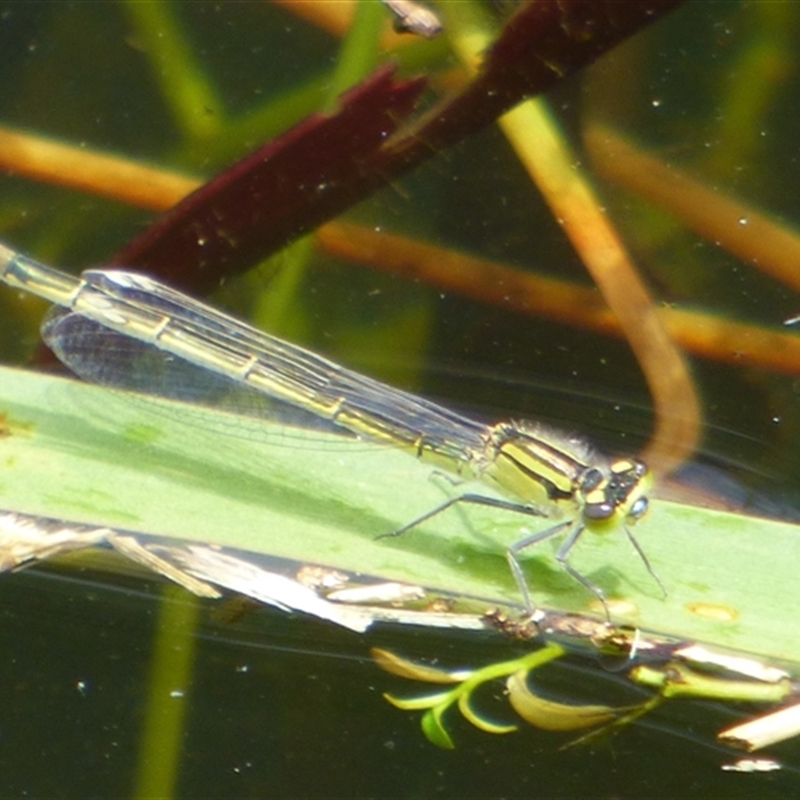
133, 585, 201, 800
251, 0, 386, 338
122, 0, 224, 141
323, 0, 386, 111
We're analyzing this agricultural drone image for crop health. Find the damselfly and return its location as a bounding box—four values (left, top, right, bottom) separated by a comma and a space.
0, 241, 664, 618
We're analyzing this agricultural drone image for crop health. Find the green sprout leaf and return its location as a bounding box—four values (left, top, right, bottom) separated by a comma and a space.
506, 669, 619, 732
630, 663, 793, 703
382, 690, 455, 711
422, 706, 455, 750
372, 647, 471, 683
374, 644, 566, 746
457, 691, 517, 735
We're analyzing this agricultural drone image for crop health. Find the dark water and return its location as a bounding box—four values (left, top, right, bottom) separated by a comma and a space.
1, 1, 800, 796
3, 564, 799, 799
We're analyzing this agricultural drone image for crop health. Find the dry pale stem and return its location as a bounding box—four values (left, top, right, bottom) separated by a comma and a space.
0, 125, 198, 212
269, 0, 356, 37
269, 0, 418, 49
317, 222, 800, 377
493, 104, 700, 473
443, 11, 701, 473
5, 126, 798, 403
587, 125, 800, 295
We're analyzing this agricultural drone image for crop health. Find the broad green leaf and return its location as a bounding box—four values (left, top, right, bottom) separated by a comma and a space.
0, 365, 799, 664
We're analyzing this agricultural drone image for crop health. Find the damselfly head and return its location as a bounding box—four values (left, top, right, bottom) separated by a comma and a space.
580, 458, 652, 528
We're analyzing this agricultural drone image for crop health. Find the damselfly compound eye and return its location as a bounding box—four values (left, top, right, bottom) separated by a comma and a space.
584, 500, 615, 521
629, 496, 649, 521
579, 467, 604, 492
